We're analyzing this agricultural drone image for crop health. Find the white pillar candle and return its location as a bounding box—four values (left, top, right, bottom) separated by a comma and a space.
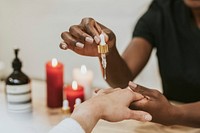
72, 65, 93, 100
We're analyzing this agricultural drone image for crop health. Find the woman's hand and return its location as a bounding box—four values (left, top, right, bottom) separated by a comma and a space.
60, 17, 116, 56
129, 81, 177, 126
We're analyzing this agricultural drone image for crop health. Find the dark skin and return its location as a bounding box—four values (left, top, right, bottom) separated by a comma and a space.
184, 0, 200, 28
60, 0, 200, 128
61, 20, 151, 88
129, 82, 200, 128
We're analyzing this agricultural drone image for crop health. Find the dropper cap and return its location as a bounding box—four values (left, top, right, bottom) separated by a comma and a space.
12, 48, 22, 70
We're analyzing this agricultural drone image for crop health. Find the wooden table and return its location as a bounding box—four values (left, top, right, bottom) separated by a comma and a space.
0, 80, 141, 133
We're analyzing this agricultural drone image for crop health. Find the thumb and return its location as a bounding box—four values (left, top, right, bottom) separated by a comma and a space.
127, 109, 152, 122
128, 81, 153, 96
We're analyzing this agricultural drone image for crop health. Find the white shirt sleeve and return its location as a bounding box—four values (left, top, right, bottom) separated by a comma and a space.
49, 118, 85, 133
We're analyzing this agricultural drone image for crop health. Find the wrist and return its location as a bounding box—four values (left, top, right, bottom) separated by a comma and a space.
169, 105, 184, 125
107, 45, 118, 57
70, 98, 103, 133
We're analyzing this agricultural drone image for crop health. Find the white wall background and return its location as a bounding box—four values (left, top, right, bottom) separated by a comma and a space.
0, 0, 162, 90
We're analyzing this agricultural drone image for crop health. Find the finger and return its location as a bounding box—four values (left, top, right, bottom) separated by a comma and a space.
126, 87, 144, 101
97, 22, 115, 43
86, 25, 100, 44
95, 23, 109, 43
60, 42, 68, 50
82, 19, 101, 44
60, 31, 78, 50
129, 98, 148, 110
69, 25, 94, 44
94, 21, 102, 34
61, 31, 88, 50
128, 81, 153, 97
131, 92, 145, 101
81, 18, 105, 44
126, 109, 152, 122
128, 81, 137, 88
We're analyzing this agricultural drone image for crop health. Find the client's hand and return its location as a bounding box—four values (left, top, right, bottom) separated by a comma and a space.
71, 87, 152, 133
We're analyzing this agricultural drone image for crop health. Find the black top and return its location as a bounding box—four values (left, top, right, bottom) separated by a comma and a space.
132, 0, 200, 103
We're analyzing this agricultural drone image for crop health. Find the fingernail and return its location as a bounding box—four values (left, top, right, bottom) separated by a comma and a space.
76, 42, 84, 48
94, 36, 100, 44
85, 37, 94, 44
60, 42, 68, 50
129, 81, 137, 88
144, 114, 152, 121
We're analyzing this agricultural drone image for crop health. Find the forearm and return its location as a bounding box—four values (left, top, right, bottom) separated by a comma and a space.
99, 45, 133, 88
172, 101, 200, 127
99, 38, 153, 88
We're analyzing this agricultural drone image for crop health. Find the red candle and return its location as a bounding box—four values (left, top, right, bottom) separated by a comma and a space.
46, 58, 63, 108
65, 81, 84, 112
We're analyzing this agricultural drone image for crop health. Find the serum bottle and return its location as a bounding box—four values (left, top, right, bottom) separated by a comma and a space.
5, 48, 32, 113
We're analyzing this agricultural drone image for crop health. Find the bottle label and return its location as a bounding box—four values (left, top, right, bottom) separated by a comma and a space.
6, 84, 32, 113
6, 84, 31, 94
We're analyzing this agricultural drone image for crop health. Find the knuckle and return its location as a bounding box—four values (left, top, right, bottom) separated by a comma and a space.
152, 89, 161, 97
81, 17, 94, 23
85, 23, 91, 30
69, 25, 78, 32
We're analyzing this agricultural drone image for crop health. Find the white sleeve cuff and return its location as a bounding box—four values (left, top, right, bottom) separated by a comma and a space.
49, 118, 85, 133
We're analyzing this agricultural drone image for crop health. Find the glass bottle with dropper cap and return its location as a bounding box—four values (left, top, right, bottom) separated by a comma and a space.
5, 48, 32, 113
98, 33, 109, 80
